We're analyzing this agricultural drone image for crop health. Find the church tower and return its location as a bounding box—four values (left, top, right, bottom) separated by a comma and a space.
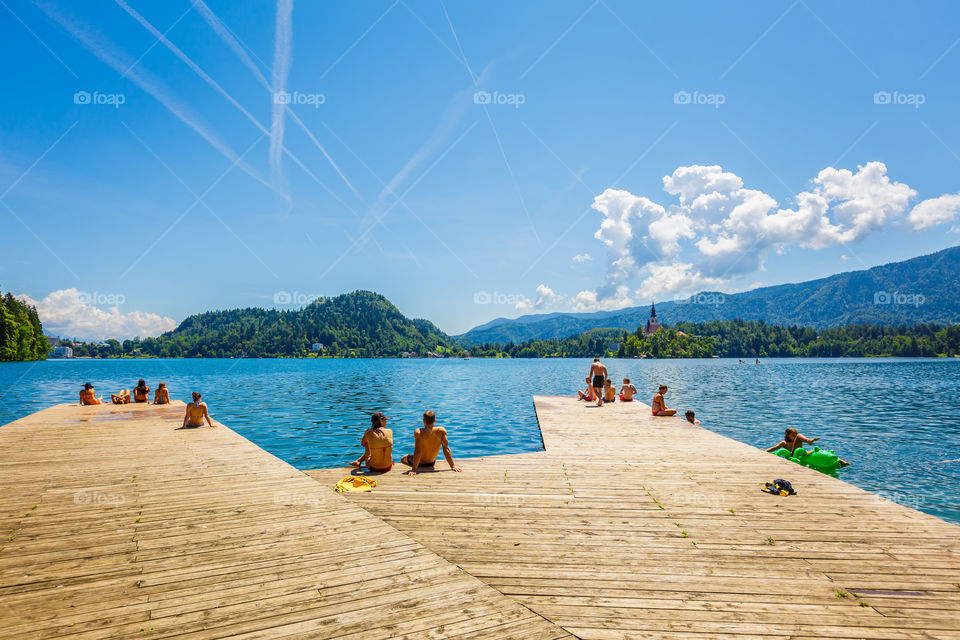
643, 302, 661, 336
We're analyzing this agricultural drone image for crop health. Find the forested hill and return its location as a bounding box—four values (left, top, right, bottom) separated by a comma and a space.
118, 291, 455, 358
458, 245, 960, 344
1, 291, 48, 361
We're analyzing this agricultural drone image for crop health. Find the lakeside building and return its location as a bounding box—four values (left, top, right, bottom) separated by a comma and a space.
643, 303, 661, 336
51, 346, 73, 358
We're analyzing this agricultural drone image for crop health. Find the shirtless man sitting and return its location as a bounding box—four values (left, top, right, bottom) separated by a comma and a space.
619, 378, 637, 402
350, 412, 394, 472
652, 384, 677, 416
80, 383, 102, 405
181, 392, 216, 428
589, 357, 608, 407
577, 376, 596, 401
401, 411, 462, 476
603, 379, 617, 403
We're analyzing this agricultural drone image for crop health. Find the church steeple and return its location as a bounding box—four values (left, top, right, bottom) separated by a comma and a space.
644, 301, 661, 336
649, 301, 657, 318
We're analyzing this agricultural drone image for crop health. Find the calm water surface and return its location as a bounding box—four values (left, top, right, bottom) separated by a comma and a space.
1, 358, 958, 524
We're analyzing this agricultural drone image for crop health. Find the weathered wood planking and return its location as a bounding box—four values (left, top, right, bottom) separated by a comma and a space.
0, 402, 574, 640
307, 395, 960, 640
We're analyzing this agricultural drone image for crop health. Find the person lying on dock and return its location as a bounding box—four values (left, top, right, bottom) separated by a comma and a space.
401, 411, 462, 476
685, 410, 700, 425
80, 382, 102, 405
765, 428, 850, 465
132, 379, 150, 403
603, 379, 617, 403
619, 378, 636, 402
181, 392, 216, 428
153, 383, 169, 405
577, 376, 596, 401
111, 389, 130, 405
350, 412, 393, 472
651, 385, 677, 416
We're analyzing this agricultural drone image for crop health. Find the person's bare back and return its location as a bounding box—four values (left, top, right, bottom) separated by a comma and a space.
652, 385, 677, 416
589, 358, 608, 406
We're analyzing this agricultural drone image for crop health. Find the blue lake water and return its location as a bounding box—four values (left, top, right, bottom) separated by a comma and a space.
1, 357, 958, 524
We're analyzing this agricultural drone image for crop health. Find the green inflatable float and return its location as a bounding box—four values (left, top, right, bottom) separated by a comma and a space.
773, 446, 843, 473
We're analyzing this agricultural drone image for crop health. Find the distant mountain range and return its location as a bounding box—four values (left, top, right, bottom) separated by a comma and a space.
456, 245, 960, 345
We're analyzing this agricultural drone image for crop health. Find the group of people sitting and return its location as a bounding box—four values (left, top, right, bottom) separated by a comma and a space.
349, 410, 462, 476
575, 358, 700, 423
80, 380, 170, 405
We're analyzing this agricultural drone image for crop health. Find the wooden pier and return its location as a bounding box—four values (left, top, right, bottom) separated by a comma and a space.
2, 397, 959, 639
308, 396, 960, 640
0, 402, 572, 640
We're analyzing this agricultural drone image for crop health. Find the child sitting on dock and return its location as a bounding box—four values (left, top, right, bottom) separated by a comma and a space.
79, 383, 102, 405
619, 378, 636, 401
401, 411, 462, 476
603, 379, 617, 403
577, 376, 596, 401
651, 385, 677, 416
350, 412, 394, 472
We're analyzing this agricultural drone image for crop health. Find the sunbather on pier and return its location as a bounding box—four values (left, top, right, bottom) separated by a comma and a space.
652, 385, 677, 416
79, 383, 102, 405
181, 392, 216, 428
401, 411, 461, 476
350, 412, 393, 472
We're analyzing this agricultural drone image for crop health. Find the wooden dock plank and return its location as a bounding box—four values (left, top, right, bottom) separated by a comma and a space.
307, 395, 960, 639
0, 402, 574, 640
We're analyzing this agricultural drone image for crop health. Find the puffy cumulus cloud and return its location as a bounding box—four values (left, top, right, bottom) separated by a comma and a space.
580, 162, 919, 305
18, 288, 177, 340
908, 193, 960, 230
572, 253, 592, 263
515, 284, 565, 313
635, 263, 725, 299
571, 285, 633, 312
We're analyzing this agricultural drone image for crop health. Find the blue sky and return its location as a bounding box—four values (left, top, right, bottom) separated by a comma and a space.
2, 0, 960, 339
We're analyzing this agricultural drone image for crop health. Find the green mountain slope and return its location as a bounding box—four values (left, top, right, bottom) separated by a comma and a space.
458, 245, 960, 344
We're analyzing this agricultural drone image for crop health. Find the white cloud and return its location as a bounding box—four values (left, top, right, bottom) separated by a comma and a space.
515, 284, 565, 312
572, 253, 592, 263
581, 162, 919, 304
18, 289, 177, 341
908, 193, 960, 230
571, 285, 633, 312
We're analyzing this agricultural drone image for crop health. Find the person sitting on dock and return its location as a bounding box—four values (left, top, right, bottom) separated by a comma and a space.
577, 376, 596, 401
181, 392, 216, 428
652, 385, 677, 416
401, 411, 462, 476
79, 382, 102, 405
153, 383, 169, 405
132, 379, 150, 403
350, 412, 394, 472
766, 428, 850, 465
619, 378, 636, 402
603, 379, 617, 403
685, 410, 700, 425
111, 389, 130, 405
590, 357, 608, 407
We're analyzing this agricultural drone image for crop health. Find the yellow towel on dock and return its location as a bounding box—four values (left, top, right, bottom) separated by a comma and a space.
335, 477, 377, 493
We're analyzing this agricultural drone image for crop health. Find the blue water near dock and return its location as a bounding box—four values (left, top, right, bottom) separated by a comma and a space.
1, 357, 958, 524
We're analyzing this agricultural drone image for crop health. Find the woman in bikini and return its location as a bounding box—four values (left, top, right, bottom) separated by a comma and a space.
153, 383, 169, 405
79, 383, 102, 405
350, 412, 393, 472
132, 379, 150, 403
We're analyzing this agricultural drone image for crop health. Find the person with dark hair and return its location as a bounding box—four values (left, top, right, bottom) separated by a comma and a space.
619, 378, 636, 402
79, 382, 102, 405
132, 379, 150, 403
153, 383, 169, 405
401, 411, 462, 476
652, 384, 677, 416
182, 392, 216, 428
589, 357, 608, 407
350, 412, 394, 472
685, 410, 700, 425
